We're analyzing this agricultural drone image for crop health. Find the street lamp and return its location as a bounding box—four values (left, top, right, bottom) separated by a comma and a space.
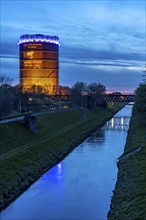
19, 99, 22, 114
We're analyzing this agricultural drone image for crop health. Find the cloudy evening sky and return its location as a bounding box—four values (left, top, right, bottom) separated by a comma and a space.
1, 0, 145, 92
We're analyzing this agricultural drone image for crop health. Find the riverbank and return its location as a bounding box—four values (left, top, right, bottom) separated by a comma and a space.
0, 103, 125, 211
108, 108, 146, 219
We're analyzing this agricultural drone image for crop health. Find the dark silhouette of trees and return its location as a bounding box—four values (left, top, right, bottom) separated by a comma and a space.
70, 82, 87, 106
134, 84, 146, 112
0, 75, 15, 117
87, 83, 106, 108
0, 74, 107, 116
70, 81, 107, 108
72, 82, 87, 93
87, 83, 106, 94
0, 85, 15, 116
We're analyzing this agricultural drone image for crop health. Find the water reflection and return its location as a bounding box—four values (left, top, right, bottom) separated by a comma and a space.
1, 105, 132, 220
41, 162, 63, 185
87, 128, 105, 144
111, 118, 114, 127
106, 116, 130, 131
57, 163, 62, 172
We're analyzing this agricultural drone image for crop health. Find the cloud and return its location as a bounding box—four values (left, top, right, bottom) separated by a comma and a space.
59, 61, 142, 92
60, 45, 145, 71
1, 57, 19, 84
1, 0, 145, 53
1, 0, 145, 91
1, 40, 144, 90
1, 41, 19, 58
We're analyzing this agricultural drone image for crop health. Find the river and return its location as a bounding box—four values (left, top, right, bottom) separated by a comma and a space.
1, 105, 132, 220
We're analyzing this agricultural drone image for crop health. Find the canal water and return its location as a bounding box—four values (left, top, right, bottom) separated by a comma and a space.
1, 105, 132, 220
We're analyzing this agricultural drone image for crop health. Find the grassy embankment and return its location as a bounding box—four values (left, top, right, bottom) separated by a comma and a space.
0, 103, 125, 211
108, 108, 146, 219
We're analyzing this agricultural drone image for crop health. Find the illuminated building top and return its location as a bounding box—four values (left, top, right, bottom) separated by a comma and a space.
18, 34, 60, 46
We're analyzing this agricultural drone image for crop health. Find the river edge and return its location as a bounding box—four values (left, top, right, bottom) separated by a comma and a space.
108, 108, 146, 219
0, 104, 126, 212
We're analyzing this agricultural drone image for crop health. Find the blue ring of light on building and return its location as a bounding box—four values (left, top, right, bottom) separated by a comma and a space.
18, 34, 60, 46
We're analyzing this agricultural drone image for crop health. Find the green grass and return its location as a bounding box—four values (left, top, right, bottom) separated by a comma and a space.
108, 109, 146, 220
0, 103, 125, 211
0, 109, 83, 155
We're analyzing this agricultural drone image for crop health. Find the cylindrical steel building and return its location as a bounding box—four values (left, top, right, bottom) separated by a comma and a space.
18, 34, 60, 95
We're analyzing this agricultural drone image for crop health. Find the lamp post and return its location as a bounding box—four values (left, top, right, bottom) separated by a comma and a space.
19, 99, 22, 114
28, 97, 32, 113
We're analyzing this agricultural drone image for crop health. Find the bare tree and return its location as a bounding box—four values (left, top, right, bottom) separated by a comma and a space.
0, 74, 14, 117
0, 87, 15, 117
0, 74, 13, 86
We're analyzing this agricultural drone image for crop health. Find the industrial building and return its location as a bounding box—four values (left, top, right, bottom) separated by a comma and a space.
18, 34, 60, 95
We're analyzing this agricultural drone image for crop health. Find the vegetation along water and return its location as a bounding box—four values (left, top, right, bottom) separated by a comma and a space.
0, 102, 125, 211
108, 84, 146, 220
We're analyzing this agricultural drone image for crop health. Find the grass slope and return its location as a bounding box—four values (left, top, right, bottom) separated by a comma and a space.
0, 104, 125, 211
108, 109, 146, 220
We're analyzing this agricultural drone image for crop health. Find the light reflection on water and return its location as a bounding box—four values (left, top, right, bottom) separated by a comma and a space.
106, 105, 131, 131
1, 105, 132, 220
106, 116, 130, 131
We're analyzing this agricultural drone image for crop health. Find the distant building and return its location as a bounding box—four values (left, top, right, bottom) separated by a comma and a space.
18, 34, 60, 95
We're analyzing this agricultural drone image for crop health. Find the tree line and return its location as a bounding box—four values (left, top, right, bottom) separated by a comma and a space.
70, 81, 106, 109
0, 74, 108, 117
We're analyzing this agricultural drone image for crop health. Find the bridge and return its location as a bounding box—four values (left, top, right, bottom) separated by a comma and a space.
105, 94, 135, 102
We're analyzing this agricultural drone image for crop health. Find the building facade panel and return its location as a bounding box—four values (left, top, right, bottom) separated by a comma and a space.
20, 51, 58, 60
20, 60, 58, 69
20, 69, 58, 78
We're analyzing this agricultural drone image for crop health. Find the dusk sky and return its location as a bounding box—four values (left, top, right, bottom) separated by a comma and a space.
1, 0, 145, 92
